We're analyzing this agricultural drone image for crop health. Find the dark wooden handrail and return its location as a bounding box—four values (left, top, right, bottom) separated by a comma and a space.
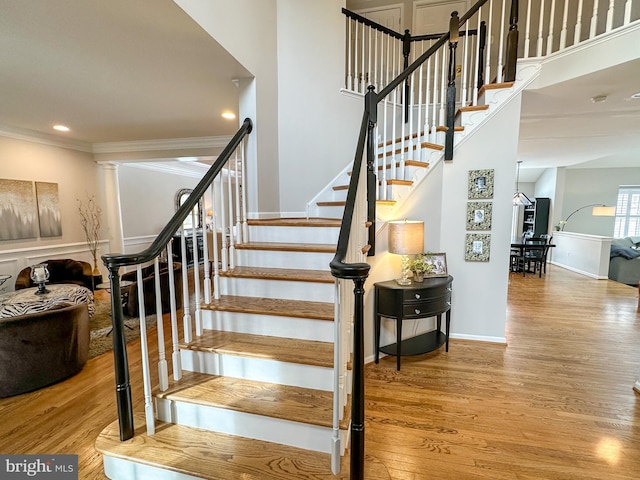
102, 117, 253, 442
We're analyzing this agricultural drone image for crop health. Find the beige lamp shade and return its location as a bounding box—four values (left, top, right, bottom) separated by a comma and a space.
388, 220, 424, 255
592, 206, 615, 216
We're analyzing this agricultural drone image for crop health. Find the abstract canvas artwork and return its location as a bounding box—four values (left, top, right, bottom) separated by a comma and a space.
35, 181, 62, 237
0, 179, 38, 240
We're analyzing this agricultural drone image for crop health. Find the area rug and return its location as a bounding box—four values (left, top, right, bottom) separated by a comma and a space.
89, 298, 157, 359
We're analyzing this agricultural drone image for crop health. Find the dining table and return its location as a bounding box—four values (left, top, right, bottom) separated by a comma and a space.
510, 238, 555, 276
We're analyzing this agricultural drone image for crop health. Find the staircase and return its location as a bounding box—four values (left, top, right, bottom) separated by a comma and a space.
96, 218, 374, 479
96, 1, 640, 478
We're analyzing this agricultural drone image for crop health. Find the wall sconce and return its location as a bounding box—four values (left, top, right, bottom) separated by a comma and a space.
388, 220, 424, 285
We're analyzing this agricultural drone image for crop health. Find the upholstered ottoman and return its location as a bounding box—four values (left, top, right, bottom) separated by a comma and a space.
0, 302, 90, 397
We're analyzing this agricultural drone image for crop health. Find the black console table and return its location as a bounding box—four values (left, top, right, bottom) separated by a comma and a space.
374, 276, 453, 370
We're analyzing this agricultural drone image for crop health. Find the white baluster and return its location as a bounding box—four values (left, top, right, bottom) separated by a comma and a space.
524, 0, 532, 58
430, 49, 439, 144
179, 231, 192, 343
190, 213, 202, 337
331, 279, 342, 475
625, 0, 632, 25
360, 21, 366, 94
560, 0, 569, 49
166, 242, 182, 381
347, 18, 353, 90
606, 0, 615, 31
485, 0, 494, 85
227, 157, 235, 270
537, 0, 545, 57
219, 166, 228, 272
575, 0, 584, 44
153, 258, 168, 392
136, 266, 155, 435
461, 20, 469, 107
209, 186, 220, 299
439, 45, 446, 126
424, 45, 432, 137
367, 24, 372, 89
234, 150, 242, 246
416, 42, 424, 143
497, 0, 506, 83
240, 140, 248, 243
201, 202, 212, 304
590, 0, 600, 39
547, 0, 556, 55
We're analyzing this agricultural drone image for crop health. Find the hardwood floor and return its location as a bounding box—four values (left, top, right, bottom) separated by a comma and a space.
1, 265, 639, 479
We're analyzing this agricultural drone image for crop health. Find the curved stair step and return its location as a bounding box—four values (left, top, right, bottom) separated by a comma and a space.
202, 295, 334, 321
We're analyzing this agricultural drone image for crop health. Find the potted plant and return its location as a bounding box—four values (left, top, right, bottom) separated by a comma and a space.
409, 253, 434, 283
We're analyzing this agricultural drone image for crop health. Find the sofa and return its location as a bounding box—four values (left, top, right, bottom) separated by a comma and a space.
120, 262, 183, 317
0, 303, 89, 398
15, 258, 94, 291
608, 236, 640, 286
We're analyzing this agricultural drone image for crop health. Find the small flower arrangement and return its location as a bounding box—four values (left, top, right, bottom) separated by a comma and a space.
409, 253, 435, 281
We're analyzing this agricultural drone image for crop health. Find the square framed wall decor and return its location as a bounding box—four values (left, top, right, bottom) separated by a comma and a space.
465, 233, 491, 262
468, 169, 494, 199
466, 201, 492, 230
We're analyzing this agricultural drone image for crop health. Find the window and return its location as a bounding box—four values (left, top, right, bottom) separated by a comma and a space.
614, 186, 640, 238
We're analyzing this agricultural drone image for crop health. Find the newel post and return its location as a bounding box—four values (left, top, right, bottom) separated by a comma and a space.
445, 11, 459, 161
402, 29, 411, 123
350, 276, 367, 480
106, 263, 134, 441
504, 0, 519, 82
365, 85, 378, 255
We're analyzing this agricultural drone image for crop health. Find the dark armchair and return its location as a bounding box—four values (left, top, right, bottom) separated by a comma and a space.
15, 259, 94, 291
120, 262, 183, 317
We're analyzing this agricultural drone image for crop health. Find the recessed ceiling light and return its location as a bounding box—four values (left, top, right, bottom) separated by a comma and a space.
53, 124, 70, 132
591, 95, 607, 103
221, 112, 236, 120
631, 92, 640, 99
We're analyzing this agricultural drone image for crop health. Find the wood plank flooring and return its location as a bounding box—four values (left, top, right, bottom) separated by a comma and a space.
1, 265, 639, 479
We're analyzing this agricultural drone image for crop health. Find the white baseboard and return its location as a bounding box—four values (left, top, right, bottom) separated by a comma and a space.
549, 261, 608, 280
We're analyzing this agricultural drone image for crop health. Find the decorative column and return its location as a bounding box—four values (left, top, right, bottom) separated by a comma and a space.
101, 163, 125, 255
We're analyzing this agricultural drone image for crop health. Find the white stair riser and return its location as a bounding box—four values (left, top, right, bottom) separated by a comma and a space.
311, 204, 345, 219
248, 225, 339, 244
155, 398, 348, 455
201, 310, 334, 342
181, 350, 334, 390
220, 277, 334, 302
236, 249, 334, 270
103, 456, 200, 480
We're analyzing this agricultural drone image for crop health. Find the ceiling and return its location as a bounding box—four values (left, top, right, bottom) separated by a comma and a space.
1, 1, 639, 183
0, 0, 249, 146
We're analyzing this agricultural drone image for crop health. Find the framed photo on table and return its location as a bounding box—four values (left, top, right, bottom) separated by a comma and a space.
424, 252, 448, 277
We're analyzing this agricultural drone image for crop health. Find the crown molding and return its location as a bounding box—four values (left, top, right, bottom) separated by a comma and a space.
0, 123, 93, 152
92, 135, 234, 154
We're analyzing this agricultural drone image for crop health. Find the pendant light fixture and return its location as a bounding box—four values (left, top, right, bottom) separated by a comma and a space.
513, 160, 532, 206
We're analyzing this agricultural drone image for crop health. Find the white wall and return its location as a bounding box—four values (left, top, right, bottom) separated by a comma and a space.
276, 0, 364, 214
117, 165, 199, 240
560, 167, 640, 236
0, 135, 104, 284
174, 0, 280, 216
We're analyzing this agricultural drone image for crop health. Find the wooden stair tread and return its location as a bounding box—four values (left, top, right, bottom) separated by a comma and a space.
96, 416, 392, 480
435, 125, 464, 132
180, 330, 334, 368
456, 104, 489, 115
376, 160, 429, 171
319, 200, 396, 207
155, 372, 348, 430
384, 179, 412, 186
247, 217, 340, 227
478, 81, 514, 97
235, 242, 336, 253
220, 266, 334, 283
201, 295, 334, 321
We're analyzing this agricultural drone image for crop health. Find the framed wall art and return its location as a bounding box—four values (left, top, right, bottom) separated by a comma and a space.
35, 181, 62, 237
466, 201, 492, 230
465, 233, 491, 262
0, 179, 38, 240
468, 169, 494, 199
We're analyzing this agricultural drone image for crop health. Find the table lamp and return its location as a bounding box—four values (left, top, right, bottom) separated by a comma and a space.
388, 220, 424, 285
